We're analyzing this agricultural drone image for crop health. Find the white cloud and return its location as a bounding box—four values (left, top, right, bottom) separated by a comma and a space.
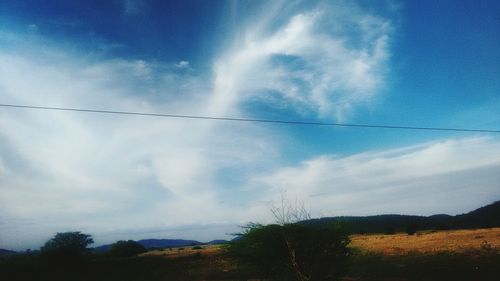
175, 60, 190, 69
209, 1, 392, 120
258, 137, 500, 217
0, 43, 279, 249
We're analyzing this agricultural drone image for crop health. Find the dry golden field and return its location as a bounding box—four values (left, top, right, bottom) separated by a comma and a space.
350, 227, 500, 255
141, 244, 224, 258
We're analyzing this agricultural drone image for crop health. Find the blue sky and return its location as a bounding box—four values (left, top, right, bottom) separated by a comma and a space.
0, 0, 499, 250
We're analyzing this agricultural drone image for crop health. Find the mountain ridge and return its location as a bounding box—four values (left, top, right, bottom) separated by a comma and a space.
0, 249, 16, 256
304, 200, 500, 234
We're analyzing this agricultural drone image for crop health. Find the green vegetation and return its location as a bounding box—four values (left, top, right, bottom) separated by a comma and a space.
109, 240, 147, 258
228, 222, 350, 281
40, 232, 93, 263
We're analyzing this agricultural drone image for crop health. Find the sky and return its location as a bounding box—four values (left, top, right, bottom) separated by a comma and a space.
0, 0, 499, 250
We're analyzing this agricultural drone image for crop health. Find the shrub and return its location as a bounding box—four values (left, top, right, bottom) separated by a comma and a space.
40, 232, 93, 263
110, 240, 147, 257
228, 222, 350, 281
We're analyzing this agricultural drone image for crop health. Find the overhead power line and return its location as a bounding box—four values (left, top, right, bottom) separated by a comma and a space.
0, 103, 499, 133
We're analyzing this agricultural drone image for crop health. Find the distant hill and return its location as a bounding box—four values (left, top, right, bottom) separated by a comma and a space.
454, 200, 500, 228
138, 239, 202, 249
207, 239, 228, 245
0, 249, 16, 256
304, 200, 500, 234
93, 239, 203, 253
93, 244, 112, 253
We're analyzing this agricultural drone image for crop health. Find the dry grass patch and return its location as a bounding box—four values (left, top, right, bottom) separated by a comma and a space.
140, 244, 224, 258
350, 227, 500, 255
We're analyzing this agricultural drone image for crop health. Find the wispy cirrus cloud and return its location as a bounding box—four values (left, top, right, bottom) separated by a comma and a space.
210, 1, 392, 120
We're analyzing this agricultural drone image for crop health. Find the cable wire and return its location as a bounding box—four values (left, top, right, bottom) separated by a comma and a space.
0, 103, 499, 133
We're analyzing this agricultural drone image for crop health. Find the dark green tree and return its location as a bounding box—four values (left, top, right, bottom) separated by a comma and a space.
110, 240, 147, 257
228, 222, 350, 281
40, 231, 93, 262
228, 194, 350, 280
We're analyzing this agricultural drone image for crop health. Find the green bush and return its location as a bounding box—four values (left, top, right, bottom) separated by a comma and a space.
228, 222, 350, 281
110, 240, 147, 257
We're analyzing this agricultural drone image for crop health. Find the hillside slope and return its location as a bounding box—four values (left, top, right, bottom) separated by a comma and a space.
305, 200, 500, 234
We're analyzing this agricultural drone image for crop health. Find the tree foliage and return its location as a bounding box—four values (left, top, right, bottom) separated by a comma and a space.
228, 222, 350, 281
110, 240, 147, 257
40, 232, 93, 262
228, 192, 351, 280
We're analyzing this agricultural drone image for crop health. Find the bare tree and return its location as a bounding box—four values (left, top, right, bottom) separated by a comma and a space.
270, 191, 311, 225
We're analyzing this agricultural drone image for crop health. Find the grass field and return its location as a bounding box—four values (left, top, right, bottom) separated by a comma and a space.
350, 227, 500, 255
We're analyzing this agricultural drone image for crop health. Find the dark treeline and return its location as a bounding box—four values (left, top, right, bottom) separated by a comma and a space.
304, 200, 500, 234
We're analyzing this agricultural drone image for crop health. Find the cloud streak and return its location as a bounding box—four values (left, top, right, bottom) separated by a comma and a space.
258, 137, 500, 217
